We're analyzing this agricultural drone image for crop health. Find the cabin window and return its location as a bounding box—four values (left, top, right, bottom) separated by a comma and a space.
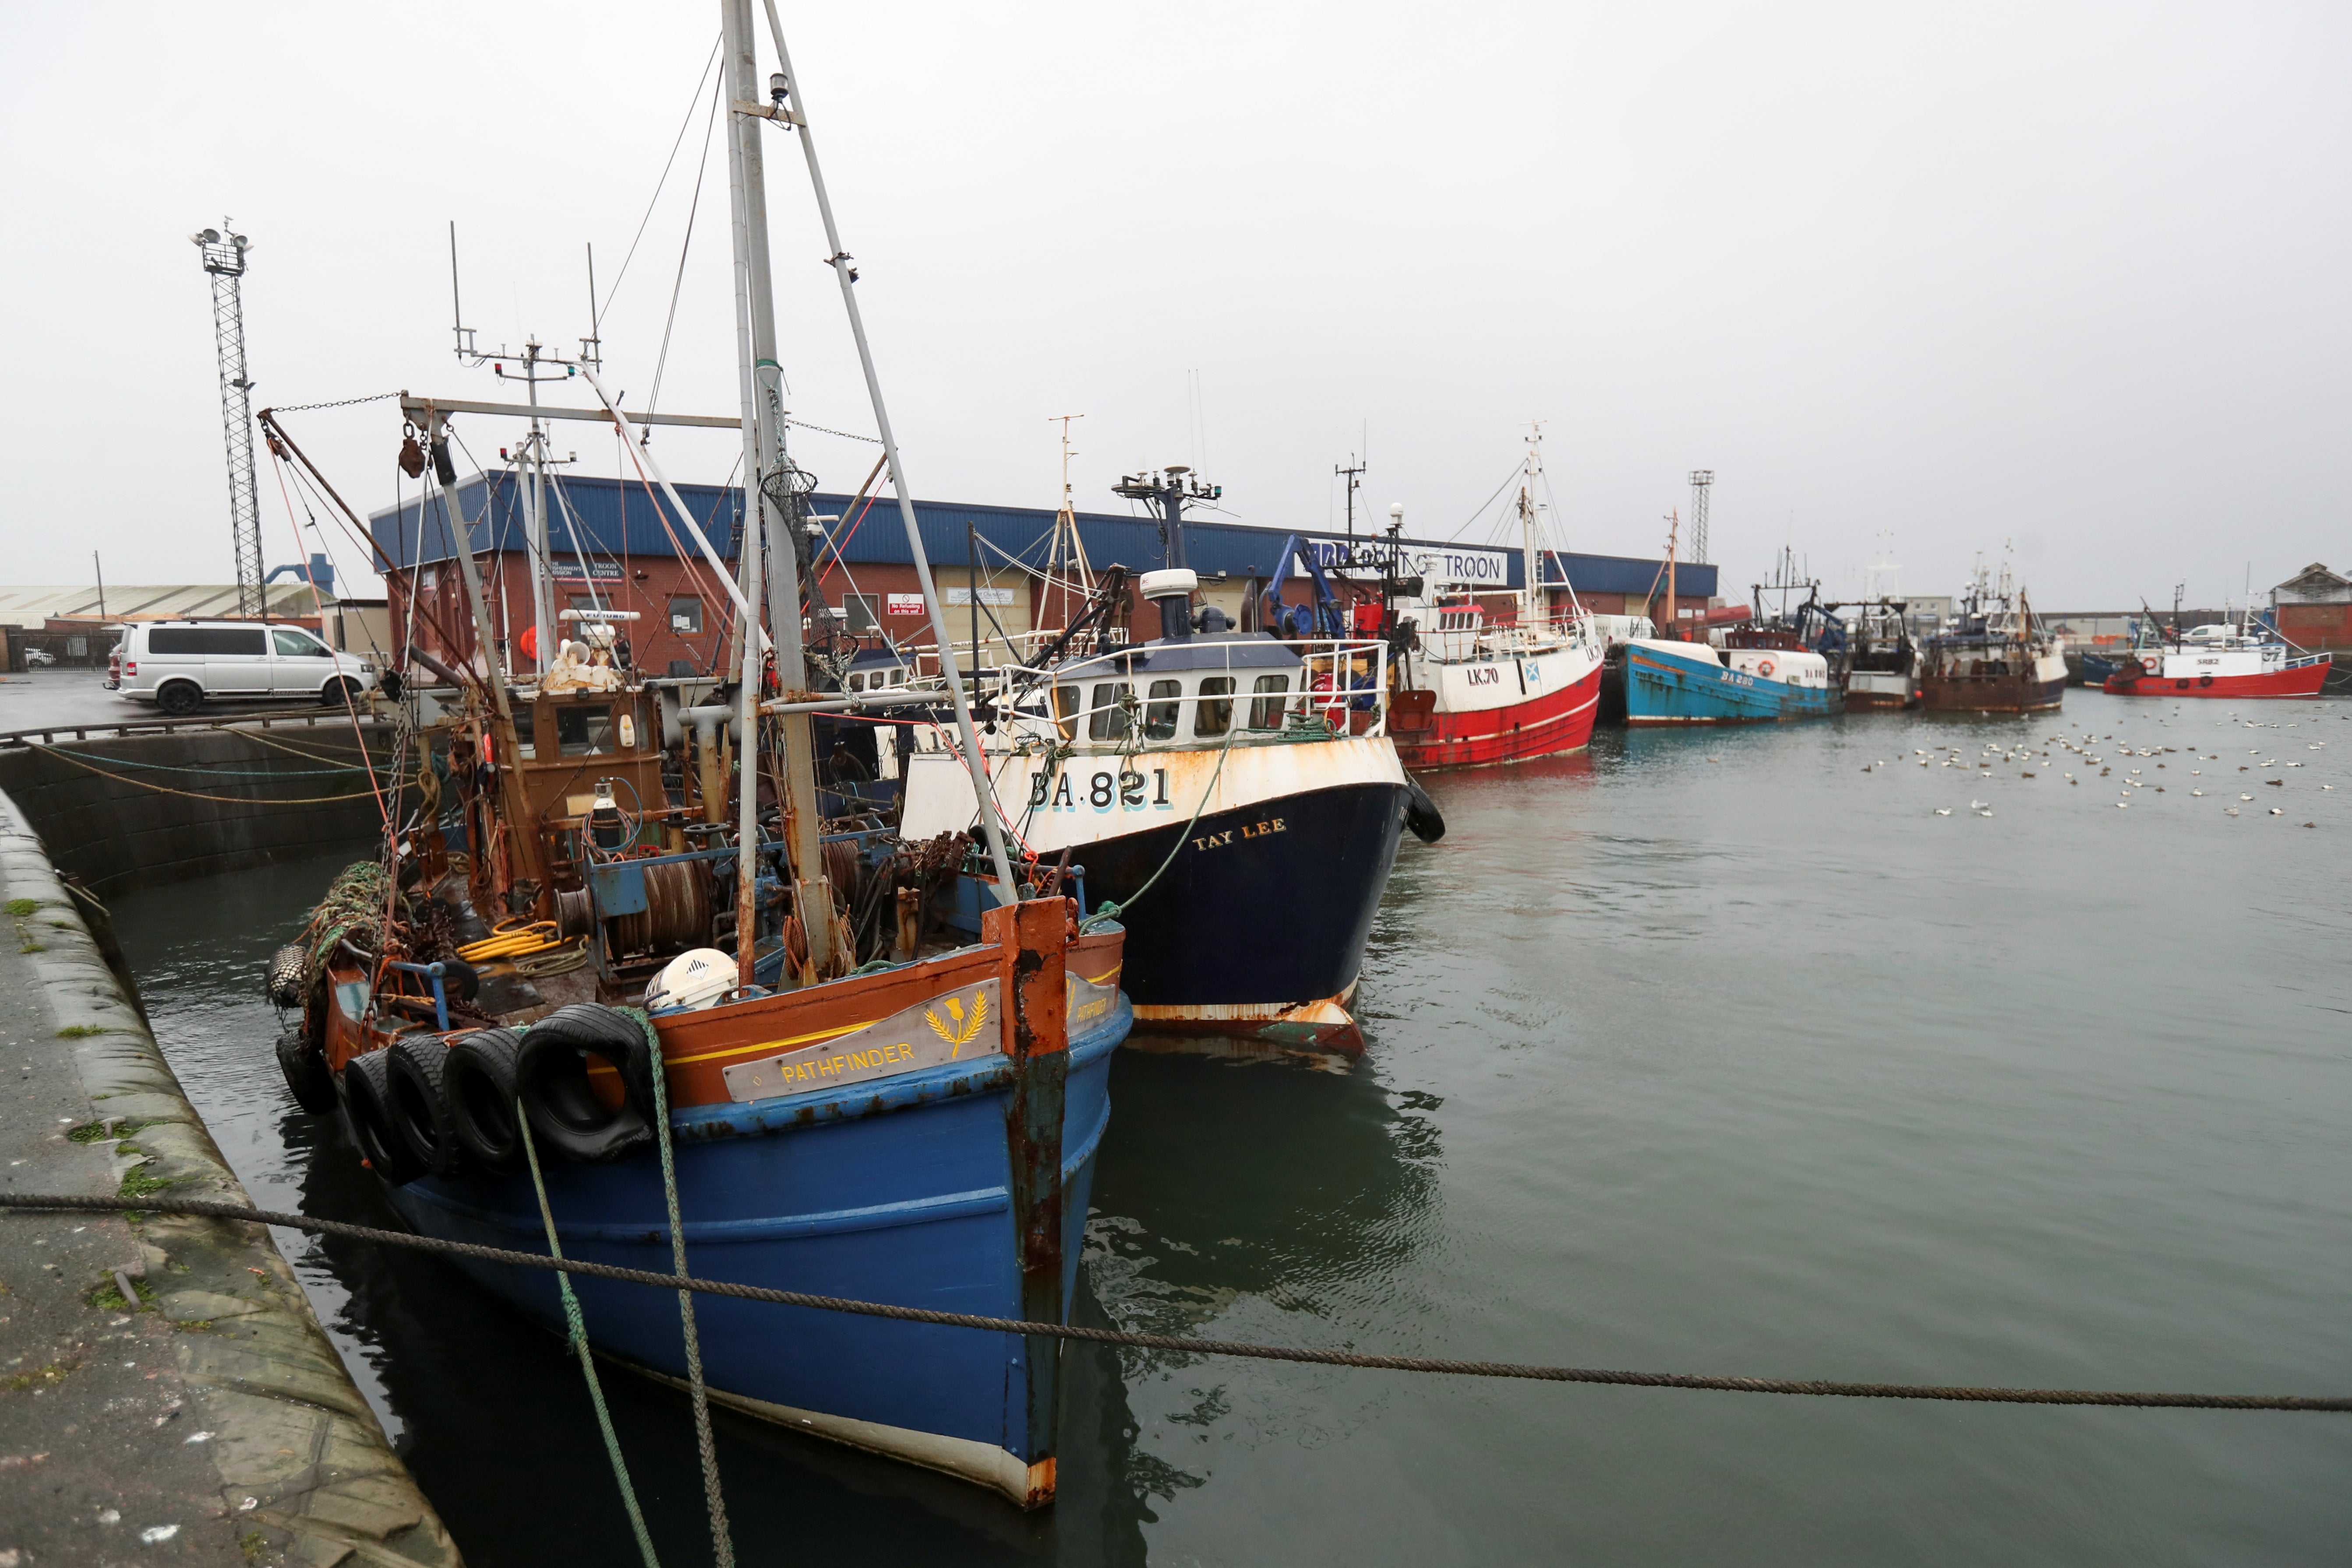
557, 703, 612, 757
848, 672, 866, 692
841, 594, 881, 636
1249, 673, 1290, 729
1143, 680, 1182, 740
1051, 685, 1081, 739
512, 703, 536, 760
1087, 682, 1131, 742
1195, 676, 1235, 737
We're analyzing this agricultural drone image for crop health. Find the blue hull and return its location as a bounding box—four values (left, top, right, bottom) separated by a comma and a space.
1623, 643, 1837, 725
383, 997, 1129, 1498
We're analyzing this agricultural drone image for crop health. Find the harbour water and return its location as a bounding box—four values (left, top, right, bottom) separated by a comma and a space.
108, 691, 2352, 1564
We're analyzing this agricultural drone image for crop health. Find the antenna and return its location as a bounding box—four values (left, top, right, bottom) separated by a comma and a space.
1335, 455, 1366, 541
192, 219, 263, 618
580, 242, 603, 367
448, 221, 478, 361
1687, 470, 1713, 565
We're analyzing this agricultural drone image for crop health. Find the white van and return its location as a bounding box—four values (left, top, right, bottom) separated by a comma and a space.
107, 621, 379, 716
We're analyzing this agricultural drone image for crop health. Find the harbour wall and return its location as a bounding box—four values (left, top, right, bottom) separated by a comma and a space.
0, 727, 452, 1563
0, 724, 392, 890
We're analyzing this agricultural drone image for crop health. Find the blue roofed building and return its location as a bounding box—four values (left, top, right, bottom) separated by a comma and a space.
372, 472, 1717, 676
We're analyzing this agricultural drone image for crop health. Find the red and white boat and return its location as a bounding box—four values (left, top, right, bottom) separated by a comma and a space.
1387, 430, 1603, 770
2103, 620, 2331, 699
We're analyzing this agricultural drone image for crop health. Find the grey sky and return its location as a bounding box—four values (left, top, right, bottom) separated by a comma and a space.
4, 1, 2345, 611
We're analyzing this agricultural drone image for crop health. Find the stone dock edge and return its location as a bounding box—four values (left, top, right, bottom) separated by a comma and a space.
0, 782, 459, 1566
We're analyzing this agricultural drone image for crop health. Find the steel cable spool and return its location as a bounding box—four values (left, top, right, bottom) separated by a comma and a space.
601, 860, 711, 956
513, 1004, 659, 1162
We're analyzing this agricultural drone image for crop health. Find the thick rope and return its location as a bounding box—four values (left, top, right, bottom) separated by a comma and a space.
519, 1110, 662, 1568
635, 1009, 735, 1568
6, 1192, 2343, 1413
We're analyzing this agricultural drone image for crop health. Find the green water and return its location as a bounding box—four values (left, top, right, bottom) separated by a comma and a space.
108, 690, 2352, 1564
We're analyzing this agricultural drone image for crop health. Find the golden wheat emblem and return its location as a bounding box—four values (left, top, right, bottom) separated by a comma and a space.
924, 992, 989, 1057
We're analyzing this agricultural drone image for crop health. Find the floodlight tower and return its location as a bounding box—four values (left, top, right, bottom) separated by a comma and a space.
1687, 469, 1713, 566
193, 221, 263, 617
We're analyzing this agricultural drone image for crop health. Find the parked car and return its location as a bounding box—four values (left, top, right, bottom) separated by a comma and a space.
107, 621, 378, 715
22, 646, 55, 667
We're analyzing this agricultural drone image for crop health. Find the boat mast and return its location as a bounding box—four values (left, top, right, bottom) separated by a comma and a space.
1046, 414, 1094, 632
753, 0, 1017, 894
719, 0, 837, 977
1517, 423, 1542, 634
1663, 508, 1679, 639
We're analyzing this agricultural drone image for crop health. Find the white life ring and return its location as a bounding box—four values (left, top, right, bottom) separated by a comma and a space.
1756, 657, 1776, 678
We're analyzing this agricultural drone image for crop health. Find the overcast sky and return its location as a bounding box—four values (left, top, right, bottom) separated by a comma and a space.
4, 0, 2346, 610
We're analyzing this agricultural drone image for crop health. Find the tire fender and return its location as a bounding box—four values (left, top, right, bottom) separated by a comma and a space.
386, 1037, 466, 1179
444, 1028, 527, 1173
514, 1004, 658, 1163
275, 1028, 337, 1114
340, 1049, 426, 1184
1402, 776, 1447, 844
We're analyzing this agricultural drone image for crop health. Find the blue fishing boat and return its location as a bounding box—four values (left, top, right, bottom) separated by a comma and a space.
1618, 636, 1838, 724
275, 0, 1140, 1511
370, 923, 1130, 1502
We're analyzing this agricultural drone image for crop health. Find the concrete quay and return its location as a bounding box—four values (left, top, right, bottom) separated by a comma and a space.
0, 784, 455, 1567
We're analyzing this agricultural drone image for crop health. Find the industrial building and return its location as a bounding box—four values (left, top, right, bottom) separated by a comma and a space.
369, 472, 1720, 678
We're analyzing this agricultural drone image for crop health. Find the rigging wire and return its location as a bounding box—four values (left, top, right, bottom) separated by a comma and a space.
1448, 461, 1524, 541
647, 67, 726, 418
597, 33, 726, 324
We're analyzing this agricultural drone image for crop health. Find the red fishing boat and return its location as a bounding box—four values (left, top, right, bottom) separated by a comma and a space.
1387, 428, 1603, 770
2103, 618, 2330, 699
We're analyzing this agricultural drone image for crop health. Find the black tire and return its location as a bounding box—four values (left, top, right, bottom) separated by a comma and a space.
340, 1049, 426, 1184
386, 1037, 464, 1179
445, 1028, 526, 1173
1402, 775, 1447, 844
514, 1004, 658, 1163
437, 955, 480, 1003
274, 1028, 337, 1114
323, 677, 364, 708
265, 943, 308, 1008
157, 681, 202, 717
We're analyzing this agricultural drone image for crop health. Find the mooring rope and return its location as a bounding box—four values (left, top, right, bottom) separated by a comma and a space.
4, 1191, 2342, 1413
518, 1110, 663, 1568
25, 744, 383, 806
636, 1010, 735, 1568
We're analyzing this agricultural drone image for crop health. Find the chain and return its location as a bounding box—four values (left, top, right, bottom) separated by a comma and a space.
784, 415, 880, 444
264, 392, 403, 415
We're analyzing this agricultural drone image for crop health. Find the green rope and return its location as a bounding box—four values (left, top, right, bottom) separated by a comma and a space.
629, 1007, 736, 1568
519, 1103, 662, 1568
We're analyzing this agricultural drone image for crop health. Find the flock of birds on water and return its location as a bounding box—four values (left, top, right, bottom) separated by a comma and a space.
1841, 706, 2343, 826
